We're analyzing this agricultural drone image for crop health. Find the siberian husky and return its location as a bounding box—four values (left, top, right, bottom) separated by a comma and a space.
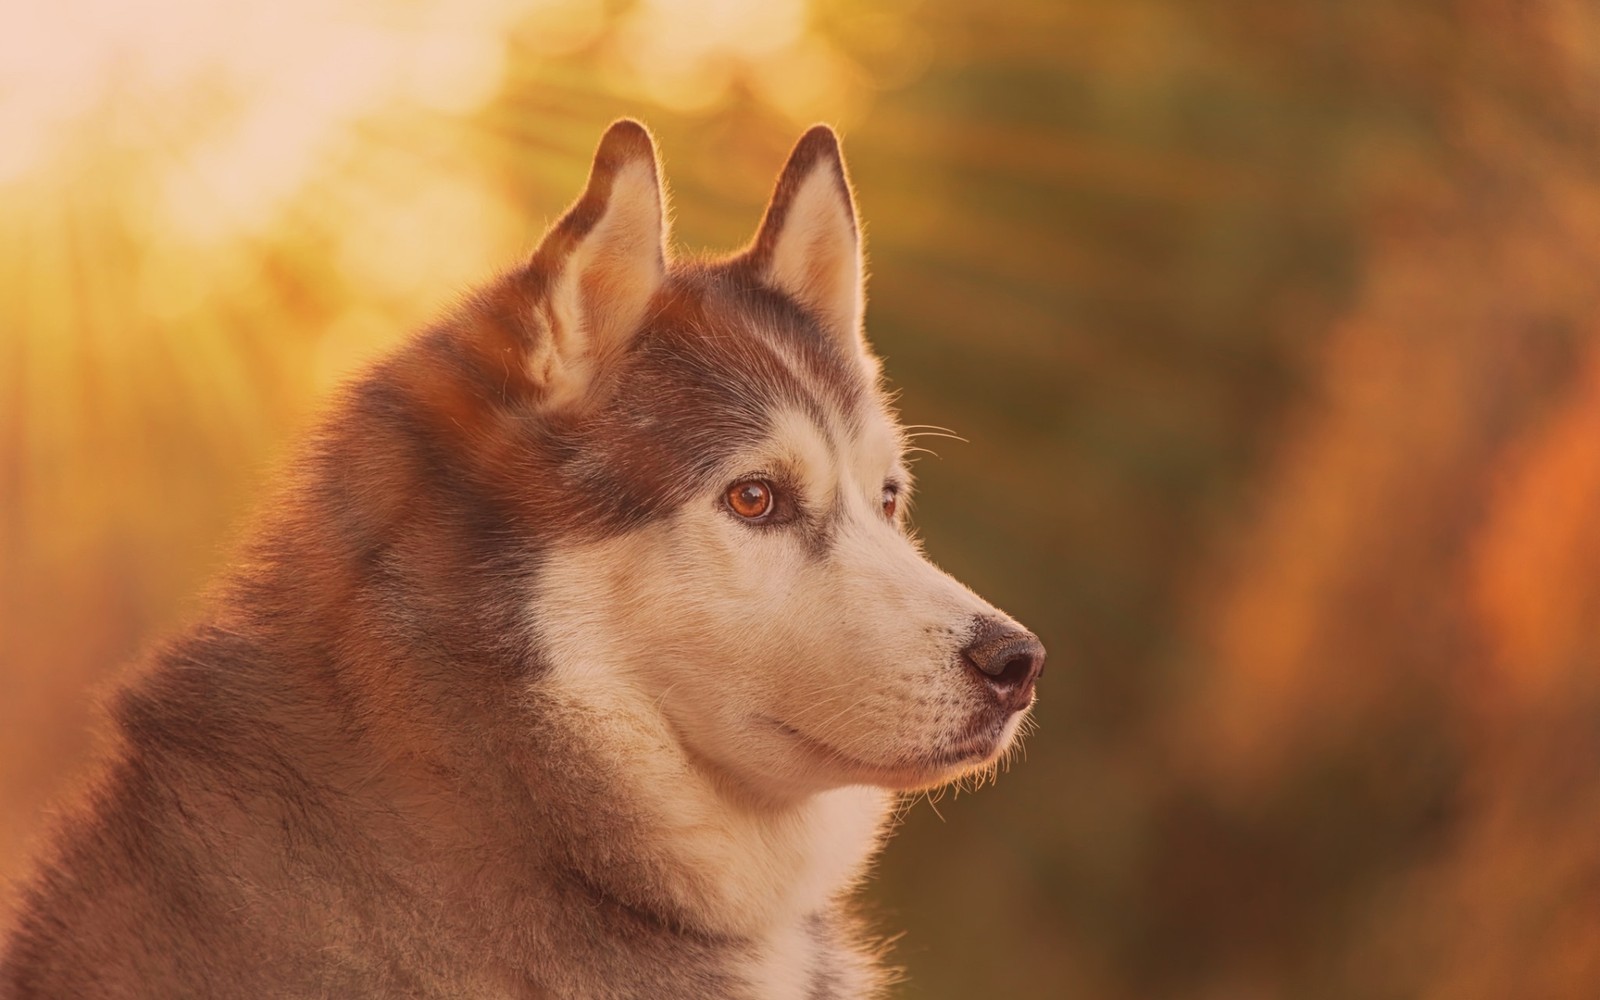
0, 120, 1044, 999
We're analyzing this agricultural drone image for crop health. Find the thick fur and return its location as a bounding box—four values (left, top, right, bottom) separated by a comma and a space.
0, 121, 1040, 999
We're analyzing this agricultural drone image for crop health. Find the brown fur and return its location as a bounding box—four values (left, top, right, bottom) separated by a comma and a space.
1, 121, 1034, 999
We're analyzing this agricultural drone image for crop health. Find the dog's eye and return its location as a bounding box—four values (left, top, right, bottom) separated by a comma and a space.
882, 485, 899, 520
726, 480, 774, 520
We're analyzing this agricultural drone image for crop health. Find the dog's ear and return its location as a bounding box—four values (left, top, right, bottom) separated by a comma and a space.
524, 119, 667, 407
744, 126, 866, 358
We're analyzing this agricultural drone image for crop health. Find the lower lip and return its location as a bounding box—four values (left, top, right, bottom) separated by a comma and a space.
772, 720, 998, 780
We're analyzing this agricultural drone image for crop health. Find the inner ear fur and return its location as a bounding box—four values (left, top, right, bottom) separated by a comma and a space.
744, 125, 867, 359
524, 119, 667, 408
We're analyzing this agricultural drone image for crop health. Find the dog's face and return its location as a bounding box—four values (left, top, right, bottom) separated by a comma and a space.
519, 122, 1043, 799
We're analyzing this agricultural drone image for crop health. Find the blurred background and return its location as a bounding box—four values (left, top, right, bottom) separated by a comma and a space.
4, 0, 1600, 996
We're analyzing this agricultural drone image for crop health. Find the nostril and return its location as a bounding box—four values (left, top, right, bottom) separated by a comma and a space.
992, 650, 1039, 691
960, 617, 1046, 711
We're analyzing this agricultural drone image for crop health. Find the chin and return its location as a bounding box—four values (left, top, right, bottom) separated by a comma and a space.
769, 712, 1028, 793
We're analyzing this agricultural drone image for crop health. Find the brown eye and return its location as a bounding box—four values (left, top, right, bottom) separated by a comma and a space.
882, 486, 899, 519
727, 480, 774, 520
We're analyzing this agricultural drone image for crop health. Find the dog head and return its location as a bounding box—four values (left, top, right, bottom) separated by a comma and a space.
463, 121, 1043, 799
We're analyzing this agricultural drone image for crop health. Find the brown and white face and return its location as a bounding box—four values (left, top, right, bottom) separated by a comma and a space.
522, 122, 1044, 799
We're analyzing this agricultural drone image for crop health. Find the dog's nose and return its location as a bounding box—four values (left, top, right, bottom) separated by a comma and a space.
961, 617, 1045, 713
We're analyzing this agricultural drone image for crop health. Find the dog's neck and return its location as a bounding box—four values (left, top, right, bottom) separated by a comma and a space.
530, 671, 893, 936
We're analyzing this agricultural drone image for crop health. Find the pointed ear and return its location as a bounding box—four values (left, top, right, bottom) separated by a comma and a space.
524, 119, 667, 407
745, 126, 866, 357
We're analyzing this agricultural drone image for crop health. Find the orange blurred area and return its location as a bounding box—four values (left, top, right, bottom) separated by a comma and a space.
6, 1, 1600, 997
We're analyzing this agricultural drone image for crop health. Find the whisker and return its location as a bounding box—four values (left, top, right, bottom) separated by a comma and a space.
904, 430, 969, 444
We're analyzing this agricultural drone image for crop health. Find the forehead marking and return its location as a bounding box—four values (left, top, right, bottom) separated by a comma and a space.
734, 314, 853, 445
644, 280, 903, 510
767, 407, 840, 496
744, 320, 905, 506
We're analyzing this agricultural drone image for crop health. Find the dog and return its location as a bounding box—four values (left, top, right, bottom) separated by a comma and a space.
0, 120, 1044, 999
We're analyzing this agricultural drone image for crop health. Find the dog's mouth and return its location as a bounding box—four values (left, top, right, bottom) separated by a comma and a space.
766, 717, 1003, 788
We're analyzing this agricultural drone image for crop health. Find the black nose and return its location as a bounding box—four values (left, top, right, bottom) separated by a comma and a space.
961, 617, 1045, 713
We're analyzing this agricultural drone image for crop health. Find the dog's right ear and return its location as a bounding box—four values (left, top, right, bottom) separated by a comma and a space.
522, 119, 667, 408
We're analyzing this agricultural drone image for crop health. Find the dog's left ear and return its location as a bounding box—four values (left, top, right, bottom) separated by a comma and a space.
524, 119, 667, 407
744, 126, 867, 358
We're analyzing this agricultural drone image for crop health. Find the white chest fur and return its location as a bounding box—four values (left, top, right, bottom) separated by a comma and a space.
745, 917, 821, 1000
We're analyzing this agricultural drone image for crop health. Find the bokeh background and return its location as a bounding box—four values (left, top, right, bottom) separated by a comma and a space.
5, 1, 1600, 996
